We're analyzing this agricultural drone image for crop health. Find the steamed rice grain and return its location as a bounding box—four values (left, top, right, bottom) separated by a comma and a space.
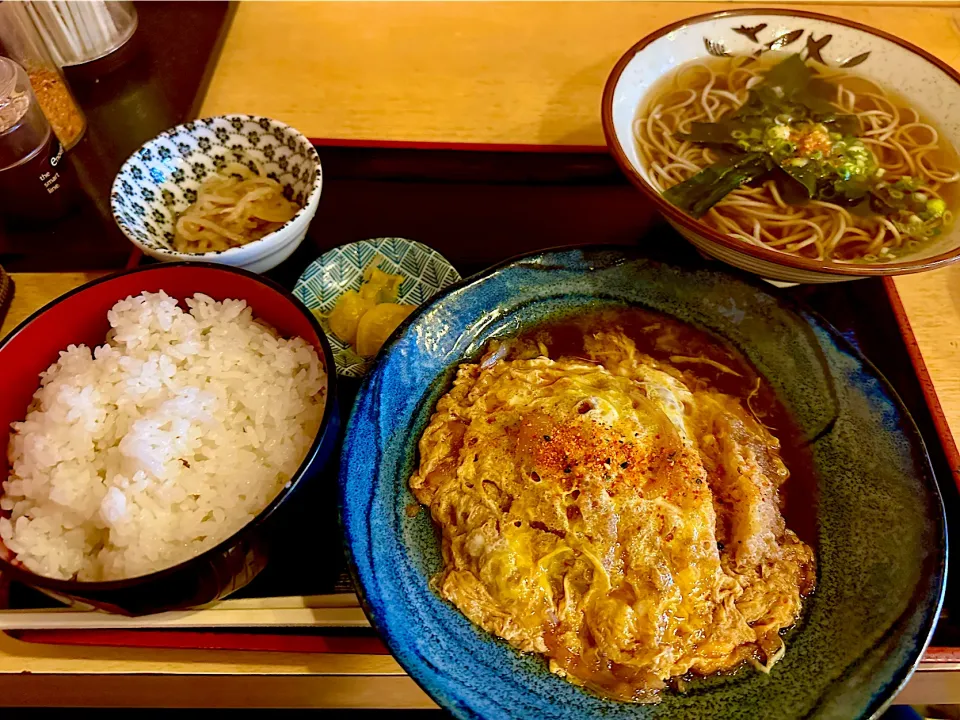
0, 291, 326, 581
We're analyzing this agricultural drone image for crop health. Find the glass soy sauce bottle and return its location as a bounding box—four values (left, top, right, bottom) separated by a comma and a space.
0, 56, 77, 222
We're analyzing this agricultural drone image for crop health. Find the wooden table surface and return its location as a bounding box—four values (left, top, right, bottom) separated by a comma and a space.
202, 1, 960, 147
2, 1, 960, 709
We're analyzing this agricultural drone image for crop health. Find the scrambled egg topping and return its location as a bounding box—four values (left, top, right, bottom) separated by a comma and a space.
410, 330, 815, 702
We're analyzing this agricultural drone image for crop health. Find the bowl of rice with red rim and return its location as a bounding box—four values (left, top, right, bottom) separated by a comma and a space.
0, 263, 339, 614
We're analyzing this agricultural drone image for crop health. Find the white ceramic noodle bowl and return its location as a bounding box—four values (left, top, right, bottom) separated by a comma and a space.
602, 9, 960, 283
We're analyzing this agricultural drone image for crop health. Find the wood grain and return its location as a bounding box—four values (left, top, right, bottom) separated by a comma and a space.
200, 2, 960, 146
0, 273, 107, 338
892, 266, 960, 453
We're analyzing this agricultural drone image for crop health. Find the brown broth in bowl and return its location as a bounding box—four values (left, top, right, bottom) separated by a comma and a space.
635, 53, 960, 263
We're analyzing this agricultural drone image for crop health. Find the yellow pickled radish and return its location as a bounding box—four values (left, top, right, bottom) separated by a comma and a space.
359, 266, 404, 304
328, 290, 376, 345
355, 303, 416, 357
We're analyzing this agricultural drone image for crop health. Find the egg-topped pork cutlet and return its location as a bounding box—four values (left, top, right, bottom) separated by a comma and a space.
410, 328, 814, 702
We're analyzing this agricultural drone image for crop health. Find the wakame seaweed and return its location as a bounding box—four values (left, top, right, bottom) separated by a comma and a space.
663, 153, 773, 218
665, 54, 865, 215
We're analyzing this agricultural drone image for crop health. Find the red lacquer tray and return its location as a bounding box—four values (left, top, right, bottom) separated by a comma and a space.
4, 143, 957, 672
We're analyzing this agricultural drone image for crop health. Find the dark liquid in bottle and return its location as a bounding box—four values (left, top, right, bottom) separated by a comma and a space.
0, 83, 76, 222
0, 130, 75, 221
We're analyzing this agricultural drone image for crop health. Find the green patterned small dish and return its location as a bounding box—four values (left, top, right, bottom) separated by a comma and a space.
294, 238, 461, 378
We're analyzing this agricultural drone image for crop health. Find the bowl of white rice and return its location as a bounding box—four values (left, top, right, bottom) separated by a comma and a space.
0, 263, 339, 614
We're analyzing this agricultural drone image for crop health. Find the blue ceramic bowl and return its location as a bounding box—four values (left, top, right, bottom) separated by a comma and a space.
341, 247, 946, 719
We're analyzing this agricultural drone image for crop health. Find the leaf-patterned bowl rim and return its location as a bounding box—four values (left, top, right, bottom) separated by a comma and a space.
293, 238, 462, 378
601, 8, 960, 278
111, 114, 323, 261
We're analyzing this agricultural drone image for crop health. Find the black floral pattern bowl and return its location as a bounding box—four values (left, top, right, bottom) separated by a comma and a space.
110, 115, 322, 273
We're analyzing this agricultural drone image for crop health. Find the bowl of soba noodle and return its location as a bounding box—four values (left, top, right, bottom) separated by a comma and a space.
111, 115, 322, 274
602, 9, 960, 283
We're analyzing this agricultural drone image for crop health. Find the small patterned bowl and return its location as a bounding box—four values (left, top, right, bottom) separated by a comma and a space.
293, 238, 461, 378
111, 115, 323, 274
602, 9, 960, 283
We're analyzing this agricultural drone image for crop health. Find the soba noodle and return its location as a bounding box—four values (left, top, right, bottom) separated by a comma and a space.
172, 163, 300, 254
635, 55, 960, 262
